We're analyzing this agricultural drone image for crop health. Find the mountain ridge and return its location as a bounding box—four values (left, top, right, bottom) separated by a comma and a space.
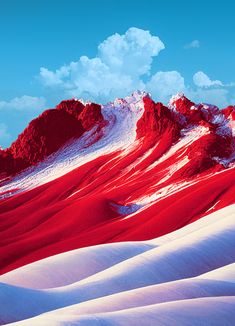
0, 92, 234, 180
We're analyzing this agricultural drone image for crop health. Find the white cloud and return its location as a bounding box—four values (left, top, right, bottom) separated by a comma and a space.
0, 96, 47, 148
193, 71, 223, 88
39, 67, 69, 87
0, 95, 46, 111
98, 27, 165, 76
39, 27, 164, 102
2, 27, 235, 148
184, 40, 200, 49
146, 71, 185, 103
186, 88, 230, 108
0, 123, 11, 146
190, 71, 235, 106
38, 28, 235, 107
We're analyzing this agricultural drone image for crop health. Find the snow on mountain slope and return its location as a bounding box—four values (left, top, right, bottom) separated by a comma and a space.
0, 92, 235, 325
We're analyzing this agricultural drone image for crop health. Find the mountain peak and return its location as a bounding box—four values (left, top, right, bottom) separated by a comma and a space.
0, 92, 234, 182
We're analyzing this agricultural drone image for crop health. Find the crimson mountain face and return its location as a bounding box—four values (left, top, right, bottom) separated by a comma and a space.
0, 93, 234, 179
0, 100, 103, 177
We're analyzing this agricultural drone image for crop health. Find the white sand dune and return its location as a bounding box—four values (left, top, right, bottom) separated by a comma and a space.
7, 297, 235, 326
1, 205, 233, 289
1, 205, 235, 325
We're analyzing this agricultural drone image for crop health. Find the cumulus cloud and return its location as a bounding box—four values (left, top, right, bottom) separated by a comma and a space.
0, 95, 46, 148
0, 123, 11, 146
146, 71, 185, 103
39, 27, 165, 102
39, 68, 68, 87
186, 88, 230, 108
184, 40, 200, 49
98, 28, 164, 76
2, 27, 234, 147
193, 71, 223, 88
189, 71, 235, 106
38, 28, 235, 106
0, 95, 46, 111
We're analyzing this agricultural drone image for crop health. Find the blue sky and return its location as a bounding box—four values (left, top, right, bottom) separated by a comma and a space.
0, 0, 235, 147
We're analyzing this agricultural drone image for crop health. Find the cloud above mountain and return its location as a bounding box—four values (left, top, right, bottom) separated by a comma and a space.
146, 71, 185, 102
38, 27, 234, 107
39, 28, 165, 102
193, 71, 223, 88
0, 27, 234, 148
0, 123, 11, 147
0, 96, 46, 111
184, 40, 200, 49
0, 96, 46, 147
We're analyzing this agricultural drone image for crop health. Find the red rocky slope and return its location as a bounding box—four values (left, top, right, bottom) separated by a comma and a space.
0, 100, 103, 176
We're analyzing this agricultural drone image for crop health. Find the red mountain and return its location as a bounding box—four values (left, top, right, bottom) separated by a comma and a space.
0, 92, 234, 275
